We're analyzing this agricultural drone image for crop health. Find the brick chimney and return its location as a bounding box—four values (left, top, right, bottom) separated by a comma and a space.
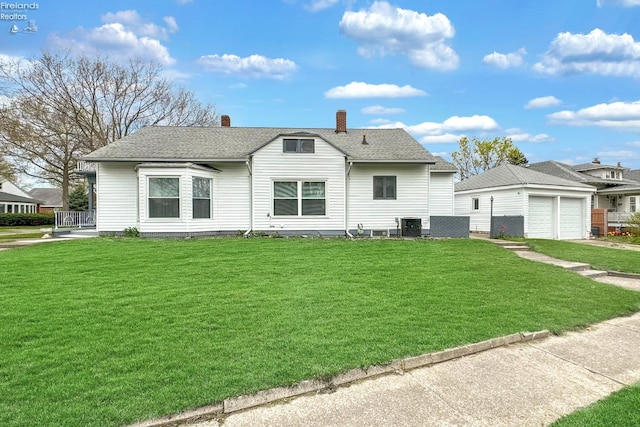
221, 115, 231, 127
335, 110, 347, 133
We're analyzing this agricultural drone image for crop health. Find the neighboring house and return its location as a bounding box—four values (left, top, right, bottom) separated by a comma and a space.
528, 159, 640, 231
0, 180, 41, 214
454, 164, 595, 239
29, 188, 63, 213
83, 111, 456, 237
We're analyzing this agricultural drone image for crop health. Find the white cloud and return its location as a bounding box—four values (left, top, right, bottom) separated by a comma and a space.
597, 0, 640, 6
324, 82, 427, 98
305, 0, 340, 11
482, 48, 526, 69
361, 105, 406, 114
368, 114, 500, 144
197, 54, 298, 80
627, 141, 640, 146
505, 128, 554, 143
524, 96, 562, 109
339, 1, 459, 71
420, 134, 460, 144
442, 115, 499, 132
548, 100, 640, 131
533, 28, 640, 77
597, 150, 639, 158
101, 10, 178, 39
48, 10, 177, 65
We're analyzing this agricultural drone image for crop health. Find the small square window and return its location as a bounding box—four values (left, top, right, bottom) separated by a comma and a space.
472, 197, 480, 211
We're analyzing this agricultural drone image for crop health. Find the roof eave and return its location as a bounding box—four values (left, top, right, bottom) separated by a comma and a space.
349, 159, 436, 164
83, 157, 248, 163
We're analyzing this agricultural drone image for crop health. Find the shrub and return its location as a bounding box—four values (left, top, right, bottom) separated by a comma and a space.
0, 213, 54, 226
626, 212, 640, 237
123, 227, 139, 238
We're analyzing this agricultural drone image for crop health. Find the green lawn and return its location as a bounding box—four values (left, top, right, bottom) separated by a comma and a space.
551, 382, 640, 427
0, 225, 48, 241
2, 238, 640, 426
526, 239, 640, 274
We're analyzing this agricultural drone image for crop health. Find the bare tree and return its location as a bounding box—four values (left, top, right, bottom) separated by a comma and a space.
0, 50, 218, 208
0, 155, 14, 181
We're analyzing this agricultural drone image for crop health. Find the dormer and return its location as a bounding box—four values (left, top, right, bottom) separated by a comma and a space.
573, 159, 624, 181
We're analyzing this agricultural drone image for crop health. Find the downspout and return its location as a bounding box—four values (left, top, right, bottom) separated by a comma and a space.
244, 157, 253, 237
345, 159, 353, 238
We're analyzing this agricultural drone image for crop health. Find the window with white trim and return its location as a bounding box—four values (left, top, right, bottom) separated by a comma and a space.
472, 197, 480, 211
273, 181, 326, 216
283, 138, 314, 153
631, 196, 637, 213
148, 177, 180, 218
192, 177, 212, 219
373, 176, 396, 200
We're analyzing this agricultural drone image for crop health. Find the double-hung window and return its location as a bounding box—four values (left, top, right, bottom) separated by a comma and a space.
273, 181, 325, 216
373, 176, 396, 200
472, 197, 480, 211
192, 177, 212, 219
631, 197, 637, 213
148, 177, 180, 218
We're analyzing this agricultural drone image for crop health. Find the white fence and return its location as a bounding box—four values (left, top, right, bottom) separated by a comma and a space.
54, 210, 95, 228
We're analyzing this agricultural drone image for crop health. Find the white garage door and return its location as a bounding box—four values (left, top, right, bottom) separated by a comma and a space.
559, 198, 584, 240
528, 196, 554, 238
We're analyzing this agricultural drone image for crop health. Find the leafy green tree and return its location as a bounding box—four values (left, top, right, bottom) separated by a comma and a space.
452, 136, 528, 180
68, 184, 89, 211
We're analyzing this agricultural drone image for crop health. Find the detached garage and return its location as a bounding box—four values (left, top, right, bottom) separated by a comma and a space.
455, 164, 595, 240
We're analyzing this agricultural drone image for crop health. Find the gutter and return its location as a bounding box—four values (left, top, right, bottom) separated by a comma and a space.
245, 156, 253, 237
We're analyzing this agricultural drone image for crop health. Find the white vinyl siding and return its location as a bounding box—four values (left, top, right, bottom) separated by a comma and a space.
455, 188, 523, 233
429, 172, 455, 216
251, 137, 345, 231
349, 164, 428, 230
96, 162, 139, 232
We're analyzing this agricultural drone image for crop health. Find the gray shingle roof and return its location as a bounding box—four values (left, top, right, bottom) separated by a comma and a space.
572, 162, 623, 172
0, 191, 41, 204
529, 161, 637, 186
454, 164, 595, 192
84, 126, 438, 163
29, 188, 63, 207
430, 155, 457, 172
527, 161, 592, 183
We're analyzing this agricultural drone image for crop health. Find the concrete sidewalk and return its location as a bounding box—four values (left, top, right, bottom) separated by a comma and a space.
186, 314, 640, 427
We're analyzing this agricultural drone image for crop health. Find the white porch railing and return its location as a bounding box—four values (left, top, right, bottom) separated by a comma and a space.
608, 211, 632, 224
75, 161, 96, 173
55, 210, 96, 229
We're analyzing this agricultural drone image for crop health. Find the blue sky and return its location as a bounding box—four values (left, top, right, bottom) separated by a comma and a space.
3, 0, 640, 170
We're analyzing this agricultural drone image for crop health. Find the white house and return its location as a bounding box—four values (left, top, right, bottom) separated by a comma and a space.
0, 180, 40, 214
454, 164, 595, 239
83, 111, 456, 237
